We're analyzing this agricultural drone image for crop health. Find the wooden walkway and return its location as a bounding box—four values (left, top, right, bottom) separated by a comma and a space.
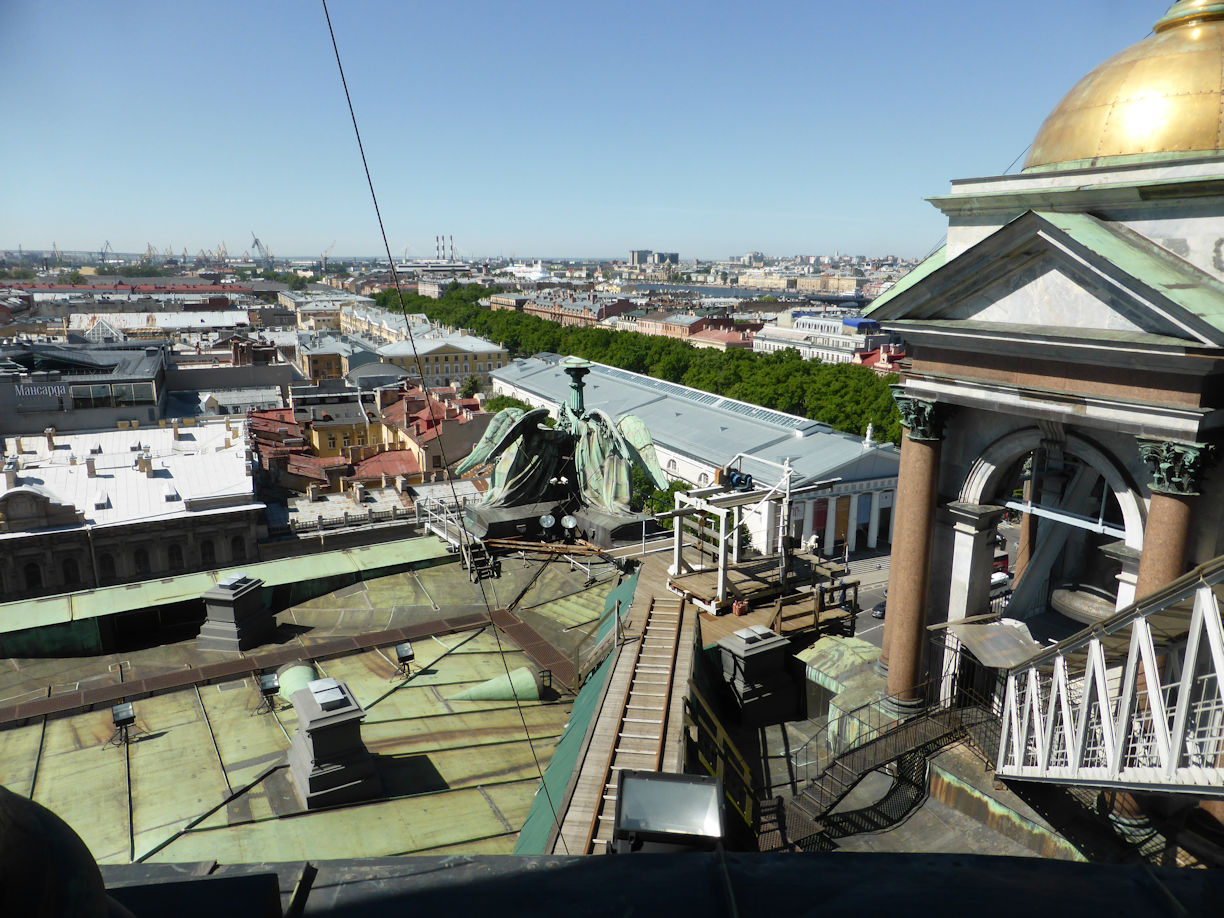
552, 589, 688, 855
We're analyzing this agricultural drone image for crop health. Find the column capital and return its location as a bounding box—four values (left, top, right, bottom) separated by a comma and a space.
891, 387, 947, 442
1137, 438, 1214, 496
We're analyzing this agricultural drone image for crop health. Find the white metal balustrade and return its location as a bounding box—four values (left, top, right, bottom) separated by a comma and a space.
996, 566, 1224, 795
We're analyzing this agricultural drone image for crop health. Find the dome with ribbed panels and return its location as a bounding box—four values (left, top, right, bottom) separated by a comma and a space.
1024, 1, 1224, 172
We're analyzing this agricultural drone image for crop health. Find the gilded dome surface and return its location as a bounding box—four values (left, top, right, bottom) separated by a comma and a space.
1024, 1, 1224, 171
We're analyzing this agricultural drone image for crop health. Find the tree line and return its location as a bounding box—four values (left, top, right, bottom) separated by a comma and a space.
375, 283, 902, 444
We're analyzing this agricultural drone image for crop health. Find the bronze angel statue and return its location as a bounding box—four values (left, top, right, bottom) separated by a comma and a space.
455, 357, 668, 541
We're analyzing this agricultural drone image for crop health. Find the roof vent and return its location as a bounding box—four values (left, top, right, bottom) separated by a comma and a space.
307, 677, 349, 711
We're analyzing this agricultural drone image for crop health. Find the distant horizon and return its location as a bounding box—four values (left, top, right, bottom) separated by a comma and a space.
1, 1, 1158, 259
0, 246, 922, 265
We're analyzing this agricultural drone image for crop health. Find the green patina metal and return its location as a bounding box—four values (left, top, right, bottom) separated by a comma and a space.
456, 356, 666, 517
513, 567, 638, 854
0, 536, 451, 638
449, 666, 540, 702
1138, 437, 1215, 495
892, 388, 946, 442
277, 663, 318, 705
929, 761, 1084, 861
873, 211, 1224, 344
513, 649, 614, 855
862, 245, 946, 316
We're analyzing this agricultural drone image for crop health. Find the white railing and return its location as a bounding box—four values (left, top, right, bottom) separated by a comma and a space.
997, 581, 1224, 795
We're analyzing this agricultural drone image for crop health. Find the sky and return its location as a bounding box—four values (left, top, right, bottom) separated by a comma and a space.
2, 1, 1162, 261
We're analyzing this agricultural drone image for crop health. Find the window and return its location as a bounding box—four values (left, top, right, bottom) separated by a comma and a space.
70, 384, 113, 410
23, 562, 43, 591
432, 455, 442, 469
62, 557, 80, 586
231, 535, 246, 562
168, 544, 184, 570
200, 540, 215, 567
342, 434, 351, 447
134, 547, 150, 575
328, 436, 337, 449
98, 553, 116, 583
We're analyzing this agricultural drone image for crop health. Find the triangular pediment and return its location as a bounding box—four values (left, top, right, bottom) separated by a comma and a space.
867, 211, 1224, 348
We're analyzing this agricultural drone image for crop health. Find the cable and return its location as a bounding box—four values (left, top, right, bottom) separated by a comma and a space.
1002, 143, 1032, 176
320, 0, 570, 853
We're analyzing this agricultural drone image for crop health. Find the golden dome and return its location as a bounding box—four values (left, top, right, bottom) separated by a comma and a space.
1024, 1, 1224, 171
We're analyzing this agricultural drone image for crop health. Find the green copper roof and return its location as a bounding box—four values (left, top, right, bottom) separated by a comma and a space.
0, 537, 451, 635
1036, 210, 1224, 339
868, 211, 1224, 347
862, 245, 946, 316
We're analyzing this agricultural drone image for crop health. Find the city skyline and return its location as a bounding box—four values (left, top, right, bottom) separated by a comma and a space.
3, 1, 1157, 260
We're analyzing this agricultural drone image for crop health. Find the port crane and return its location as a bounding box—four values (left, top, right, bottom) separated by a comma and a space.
250, 232, 274, 270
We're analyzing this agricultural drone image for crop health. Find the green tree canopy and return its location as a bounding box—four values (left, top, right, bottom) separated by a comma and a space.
374, 284, 901, 444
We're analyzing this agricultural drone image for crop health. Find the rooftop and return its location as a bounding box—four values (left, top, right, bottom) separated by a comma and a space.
1, 419, 257, 534
0, 549, 628, 865
493, 357, 899, 487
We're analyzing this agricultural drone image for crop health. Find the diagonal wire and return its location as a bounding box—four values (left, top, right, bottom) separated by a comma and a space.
320, 0, 571, 853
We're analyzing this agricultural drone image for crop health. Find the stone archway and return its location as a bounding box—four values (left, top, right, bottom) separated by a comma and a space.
959, 428, 1145, 549
946, 427, 1147, 628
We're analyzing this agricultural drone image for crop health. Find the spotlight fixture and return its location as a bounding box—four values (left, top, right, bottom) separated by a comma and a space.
255, 672, 280, 714
394, 641, 415, 676
561, 515, 577, 530
109, 702, 136, 746
539, 513, 556, 529
611, 770, 725, 854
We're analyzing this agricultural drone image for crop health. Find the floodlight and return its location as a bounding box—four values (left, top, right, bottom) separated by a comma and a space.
611, 770, 724, 854
108, 702, 136, 746
539, 513, 556, 529
255, 671, 281, 714
561, 515, 577, 530
391, 641, 416, 680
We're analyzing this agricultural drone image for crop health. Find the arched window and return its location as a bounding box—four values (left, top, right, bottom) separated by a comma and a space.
230, 535, 246, 562
200, 540, 215, 567
62, 557, 80, 587
98, 553, 116, 583
168, 544, 184, 570
134, 548, 150, 575
698, 473, 710, 486
23, 562, 43, 591
667, 459, 678, 473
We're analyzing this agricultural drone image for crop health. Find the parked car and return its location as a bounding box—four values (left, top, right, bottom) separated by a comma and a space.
989, 570, 1012, 599
871, 589, 887, 619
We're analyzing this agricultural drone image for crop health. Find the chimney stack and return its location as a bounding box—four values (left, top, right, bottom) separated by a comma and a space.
44, 427, 55, 450
86, 456, 97, 478
3, 458, 17, 490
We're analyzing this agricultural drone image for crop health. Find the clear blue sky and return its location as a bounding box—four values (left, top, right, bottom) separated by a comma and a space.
1, 1, 1160, 261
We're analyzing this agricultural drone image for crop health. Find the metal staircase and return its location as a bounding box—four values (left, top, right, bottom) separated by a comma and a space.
785, 695, 992, 846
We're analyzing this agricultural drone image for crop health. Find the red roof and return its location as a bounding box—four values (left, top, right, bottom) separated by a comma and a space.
352, 450, 421, 479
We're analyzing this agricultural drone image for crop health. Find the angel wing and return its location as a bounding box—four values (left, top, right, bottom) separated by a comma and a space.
454, 406, 550, 476
616, 414, 668, 490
